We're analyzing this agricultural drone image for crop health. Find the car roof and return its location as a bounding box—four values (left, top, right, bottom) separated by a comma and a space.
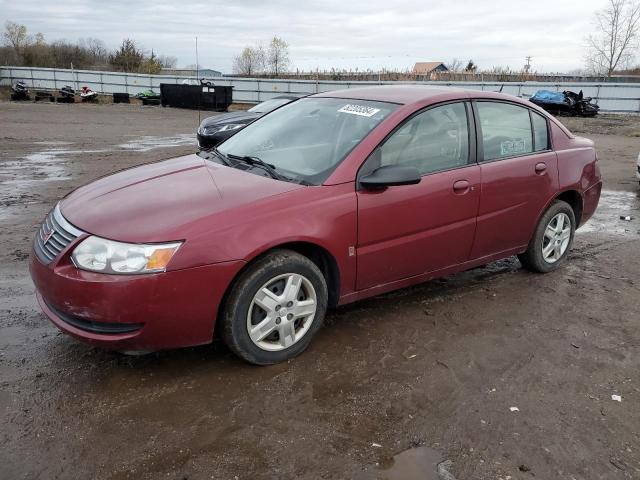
312, 84, 520, 106
271, 94, 306, 100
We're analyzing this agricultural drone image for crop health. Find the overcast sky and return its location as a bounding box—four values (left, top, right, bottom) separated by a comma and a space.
1, 0, 607, 73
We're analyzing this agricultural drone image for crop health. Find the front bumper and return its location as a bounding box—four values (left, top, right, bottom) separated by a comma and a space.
30, 249, 245, 351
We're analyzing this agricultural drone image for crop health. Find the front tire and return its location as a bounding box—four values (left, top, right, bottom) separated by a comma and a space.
518, 200, 575, 273
221, 249, 328, 365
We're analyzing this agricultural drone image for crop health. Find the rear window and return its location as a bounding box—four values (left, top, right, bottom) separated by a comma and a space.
477, 102, 533, 161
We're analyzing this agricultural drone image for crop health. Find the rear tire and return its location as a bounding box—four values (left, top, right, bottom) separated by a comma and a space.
518, 200, 575, 273
221, 249, 328, 365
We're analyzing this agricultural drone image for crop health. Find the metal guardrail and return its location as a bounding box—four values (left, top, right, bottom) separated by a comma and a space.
2, 66, 640, 113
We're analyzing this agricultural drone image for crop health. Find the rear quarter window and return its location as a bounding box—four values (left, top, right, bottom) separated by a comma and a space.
531, 111, 549, 151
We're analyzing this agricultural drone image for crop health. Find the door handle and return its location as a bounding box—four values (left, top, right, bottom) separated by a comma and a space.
535, 162, 547, 175
453, 180, 470, 194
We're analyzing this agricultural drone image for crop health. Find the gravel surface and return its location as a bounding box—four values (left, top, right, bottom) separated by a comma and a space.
1, 102, 639, 480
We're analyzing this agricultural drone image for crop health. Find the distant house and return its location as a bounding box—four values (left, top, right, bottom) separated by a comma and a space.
412, 62, 448, 76
160, 68, 222, 78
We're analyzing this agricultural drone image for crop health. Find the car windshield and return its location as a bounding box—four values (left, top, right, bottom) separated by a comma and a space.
248, 98, 293, 113
218, 97, 397, 184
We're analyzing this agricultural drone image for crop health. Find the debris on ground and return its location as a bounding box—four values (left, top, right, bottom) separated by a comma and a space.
612, 394, 622, 402
438, 459, 457, 480
509, 407, 520, 412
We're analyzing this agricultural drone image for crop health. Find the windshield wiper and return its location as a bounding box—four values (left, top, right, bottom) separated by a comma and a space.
210, 148, 232, 166
198, 147, 231, 166
208, 151, 310, 185
227, 153, 286, 181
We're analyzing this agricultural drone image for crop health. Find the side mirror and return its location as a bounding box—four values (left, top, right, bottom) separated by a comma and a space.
360, 165, 421, 189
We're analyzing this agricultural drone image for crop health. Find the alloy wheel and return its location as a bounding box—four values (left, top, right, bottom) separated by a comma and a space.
541, 212, 571, 263
246, 273, 317, 351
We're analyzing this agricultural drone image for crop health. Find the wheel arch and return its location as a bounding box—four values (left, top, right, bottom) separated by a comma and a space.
526, 189, 583, 250
554, 189, 584, 226
214, 241, 341, 339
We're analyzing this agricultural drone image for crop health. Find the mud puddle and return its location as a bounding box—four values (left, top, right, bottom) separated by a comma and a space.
1, 148, 90, 184
578, 189, 640, 236
118, 133, 195, 152
1, 134, 196, 192
376, 446, 455, 480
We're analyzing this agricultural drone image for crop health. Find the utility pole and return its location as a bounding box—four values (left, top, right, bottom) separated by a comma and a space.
524, 56, 532, 73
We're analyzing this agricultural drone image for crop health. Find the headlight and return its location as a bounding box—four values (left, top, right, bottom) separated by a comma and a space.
71, 236, 182, 274
198, 125, 217, 135
217, 123, 244, 132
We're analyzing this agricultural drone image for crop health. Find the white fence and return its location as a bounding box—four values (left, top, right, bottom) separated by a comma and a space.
2, 66, 640, 113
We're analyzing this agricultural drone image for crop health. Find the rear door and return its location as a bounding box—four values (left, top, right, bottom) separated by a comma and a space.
469, 101, 559, 259
356, 102, 480, 290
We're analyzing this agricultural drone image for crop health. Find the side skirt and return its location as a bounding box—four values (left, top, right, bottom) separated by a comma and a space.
339, 246, 527, 306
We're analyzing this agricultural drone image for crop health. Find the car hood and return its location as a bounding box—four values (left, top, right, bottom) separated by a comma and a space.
60, 154, 303, 243
200, 111, 261, 128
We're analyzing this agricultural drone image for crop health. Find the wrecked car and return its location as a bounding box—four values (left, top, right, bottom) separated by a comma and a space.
529, 90, 600, 117
30, 86, 601, 364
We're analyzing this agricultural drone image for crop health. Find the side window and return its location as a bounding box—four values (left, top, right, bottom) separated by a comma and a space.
366, 102, 469, 176
531, 111, 549, 151
477, 102, 533, 161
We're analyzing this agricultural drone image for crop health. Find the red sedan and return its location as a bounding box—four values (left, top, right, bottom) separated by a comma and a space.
30, 86, 602, 364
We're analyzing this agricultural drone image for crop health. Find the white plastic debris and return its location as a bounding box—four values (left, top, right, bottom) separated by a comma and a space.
408, 354, 417, 359
510, 406, 520, 412
612, 394, 622, 402
372, 443, 382, 448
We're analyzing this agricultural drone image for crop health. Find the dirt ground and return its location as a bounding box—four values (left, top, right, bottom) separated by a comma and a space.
1, 102, 639, 480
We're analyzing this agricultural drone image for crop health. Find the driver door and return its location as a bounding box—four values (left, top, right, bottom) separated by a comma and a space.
356, 102, 480, 290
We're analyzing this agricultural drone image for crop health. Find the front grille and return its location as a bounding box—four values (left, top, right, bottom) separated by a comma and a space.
44, 299, 144, 334
34, 204, 85, 264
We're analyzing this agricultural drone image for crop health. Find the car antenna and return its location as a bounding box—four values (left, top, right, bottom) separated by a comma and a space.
195, 36, 201, 125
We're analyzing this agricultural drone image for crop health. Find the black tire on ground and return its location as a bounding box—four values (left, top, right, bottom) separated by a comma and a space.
221, 249, 328, 365
518, 200, 576, 273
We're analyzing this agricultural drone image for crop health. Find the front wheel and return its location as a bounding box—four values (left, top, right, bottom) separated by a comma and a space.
221, 249, 328, 365
518, 200, 575, 273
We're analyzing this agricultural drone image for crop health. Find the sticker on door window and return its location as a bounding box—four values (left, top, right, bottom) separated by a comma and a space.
500, 139, 526, 156
338, 104, 381, 117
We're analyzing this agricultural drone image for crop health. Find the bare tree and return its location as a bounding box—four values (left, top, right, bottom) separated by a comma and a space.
446, 58, 463, 72
586, 0, 640, 75
232, 46, 265, 76
158, 54, 177, 68
3, 21, 28, 52
79, 38, 109, 64
266, 37, 290, 76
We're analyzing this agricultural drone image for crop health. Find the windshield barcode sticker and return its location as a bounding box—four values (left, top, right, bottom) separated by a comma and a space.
338, 104, 381, 117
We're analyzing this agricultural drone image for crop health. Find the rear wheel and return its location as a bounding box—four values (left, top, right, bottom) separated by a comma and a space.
518, 200, 575, 273
221, 249, 328, 365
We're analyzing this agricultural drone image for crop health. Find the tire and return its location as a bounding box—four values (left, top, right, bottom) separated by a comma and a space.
221, 249, 328, 365
518, 200, 575, 273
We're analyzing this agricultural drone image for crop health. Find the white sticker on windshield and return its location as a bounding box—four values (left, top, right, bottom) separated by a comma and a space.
338, 104, 381, 117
